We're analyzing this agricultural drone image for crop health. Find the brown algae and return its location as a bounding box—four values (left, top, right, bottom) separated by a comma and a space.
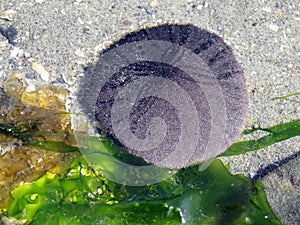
0, 73, 78, 209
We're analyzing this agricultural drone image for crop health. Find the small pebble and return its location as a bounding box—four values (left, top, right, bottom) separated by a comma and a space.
249, 172, 256, 179
123, 19, 131, 26
82, 27, 90, 34
25, 73, 37, 79
40, 72, 50, 82
56, 76, 65, 84
77, 17, 84, 25
31, 61, 47, 74
196, 5, 203, 10
8, 59, 16, 69
268, 24, 279, 32
145, 7, 153, 14
24, 51, 31, 58
6, 26, 18, 43
150, 0, 158, 7
74, 49, 85, 57
0, 9, 17, 21
262, 7, 272, 13
10, 46, 22, 58
31, 61, 50, 82
26, 83, 36, 92
0, 40, 8, 48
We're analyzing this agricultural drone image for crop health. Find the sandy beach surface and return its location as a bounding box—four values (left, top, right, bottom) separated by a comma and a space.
0, 0, 299, 224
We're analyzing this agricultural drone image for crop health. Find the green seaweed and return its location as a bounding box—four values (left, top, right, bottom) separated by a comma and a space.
1, 111, 300, 224
0, 121, 80, 153
7, 156, 282, 225
3, 117, 299, 159
220, 119, 300, 156
272, 92, 300, 100
28, 139, 80, 153
2, 118, 299, 160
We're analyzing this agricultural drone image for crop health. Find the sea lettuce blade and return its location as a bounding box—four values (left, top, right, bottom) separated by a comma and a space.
7, 158, 282, 225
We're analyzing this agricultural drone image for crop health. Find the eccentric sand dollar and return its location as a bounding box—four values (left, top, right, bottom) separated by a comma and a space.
79, 24, 248, 169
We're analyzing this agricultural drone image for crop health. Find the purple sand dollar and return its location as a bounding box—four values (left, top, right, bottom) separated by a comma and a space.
78, 24, 248, 169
